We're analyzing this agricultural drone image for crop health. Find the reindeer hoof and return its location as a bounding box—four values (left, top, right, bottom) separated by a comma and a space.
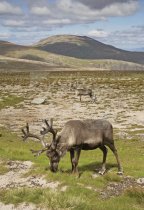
117, 171, 123, 176
98, 169, 106, 175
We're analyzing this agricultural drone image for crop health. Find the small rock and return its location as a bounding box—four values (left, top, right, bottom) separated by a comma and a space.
137, 178, 144, 185
60, 185, 68, 192
31, 97, 47, 105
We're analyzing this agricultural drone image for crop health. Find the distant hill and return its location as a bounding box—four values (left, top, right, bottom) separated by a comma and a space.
0, 35, 144, 71
0, 40, 29, 55
34, 35, 144, 65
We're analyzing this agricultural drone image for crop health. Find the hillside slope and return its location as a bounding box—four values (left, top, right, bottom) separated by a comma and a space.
0, 36, 144, 71
34, 35, 144, 65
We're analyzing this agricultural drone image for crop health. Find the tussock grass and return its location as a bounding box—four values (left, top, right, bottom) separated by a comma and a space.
0, 186, 143, 210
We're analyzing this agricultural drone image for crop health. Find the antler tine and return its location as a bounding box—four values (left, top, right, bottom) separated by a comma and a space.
40, 119, 52, 135
40, 119, 57, 140
21, 123, 42, 142
30, 149, 45, 157
44, 119, 50, 127
21, 128, 27, 141
50, 118, 53, 128
30, 144, 50, 157
26, 123, 29, 133
44, 118, 53, 128
21, 128, 26, 136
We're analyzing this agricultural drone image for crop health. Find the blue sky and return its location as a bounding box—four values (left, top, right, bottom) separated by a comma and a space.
0, 0, 144, 50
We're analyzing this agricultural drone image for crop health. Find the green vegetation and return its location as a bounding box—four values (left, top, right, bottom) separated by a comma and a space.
0, 95, 23, 110
0, 125, 144, 209
0, 71, 143, 209
0, 164, 9, 175
0, 186, 143, 210
0, 72, 30, 86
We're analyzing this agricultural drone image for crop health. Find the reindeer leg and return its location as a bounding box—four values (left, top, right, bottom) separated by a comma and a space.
70, 148, 81, 174
70, 149, 75, 173
74, 149, 81, 174
98, 145, 108, 175
107, 143, 123, 175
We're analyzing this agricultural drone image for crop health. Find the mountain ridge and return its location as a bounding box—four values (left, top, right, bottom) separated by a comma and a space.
33, 35, 144, 65
0, 35, 144, 71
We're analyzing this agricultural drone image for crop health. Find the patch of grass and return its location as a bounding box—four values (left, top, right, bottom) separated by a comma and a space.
0, 186, 144, 210
0, 163, 9, 175
0, 187, 95, 209
0, 127, 43, 162
126, 187, 144, 205
0, 95, 24, 110
1, 136, 144, 210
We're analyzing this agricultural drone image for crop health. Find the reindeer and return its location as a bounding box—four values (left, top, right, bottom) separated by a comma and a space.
22, 119, 123, 175
76, 88, 94, 102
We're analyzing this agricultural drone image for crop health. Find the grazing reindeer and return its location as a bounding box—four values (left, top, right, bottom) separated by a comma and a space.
76, 88, 93, 102
22, 119, 123, 175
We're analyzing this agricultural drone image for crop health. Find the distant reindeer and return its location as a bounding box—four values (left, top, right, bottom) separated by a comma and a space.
76, 88, 96, 102
22, 118, 123, 175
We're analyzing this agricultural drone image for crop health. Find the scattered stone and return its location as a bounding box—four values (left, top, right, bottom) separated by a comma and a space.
137, 178, 144, 185
31, 97, 47, 105
100, 176, 139, 199
60, 185, 68, 192
0, 160, 60, 191
0, 202, 42, 210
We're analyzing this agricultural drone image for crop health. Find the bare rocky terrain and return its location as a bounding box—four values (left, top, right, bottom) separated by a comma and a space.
0, 73, 144, 139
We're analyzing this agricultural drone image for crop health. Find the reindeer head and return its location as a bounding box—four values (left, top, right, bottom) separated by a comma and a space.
41, 120, 61, 172
46, 146, 61, 172
41, 122, 61, 172
21, 119, 61, 172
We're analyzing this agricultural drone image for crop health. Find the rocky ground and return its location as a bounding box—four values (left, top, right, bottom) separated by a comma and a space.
0, 78, 144, 139
0, 72, 144, 209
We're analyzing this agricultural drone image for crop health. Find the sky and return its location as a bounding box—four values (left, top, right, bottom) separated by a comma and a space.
0, 0, 144, 50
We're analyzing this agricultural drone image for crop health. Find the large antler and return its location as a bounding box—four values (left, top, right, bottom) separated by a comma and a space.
21, 119, 57, 157
21, 123, 46, 147
40, 119, 57, 140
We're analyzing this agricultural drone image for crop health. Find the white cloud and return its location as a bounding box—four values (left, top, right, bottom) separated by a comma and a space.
0, 1, 23, 15
96, 1, 139, 17
57, 0, 138, 21
43, 19, 71, 25
3, 20, 25, 27
88, 30, 109, 38
0, 32, 11, 39
94, 26, 144, 49
30, 6, 51, 15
